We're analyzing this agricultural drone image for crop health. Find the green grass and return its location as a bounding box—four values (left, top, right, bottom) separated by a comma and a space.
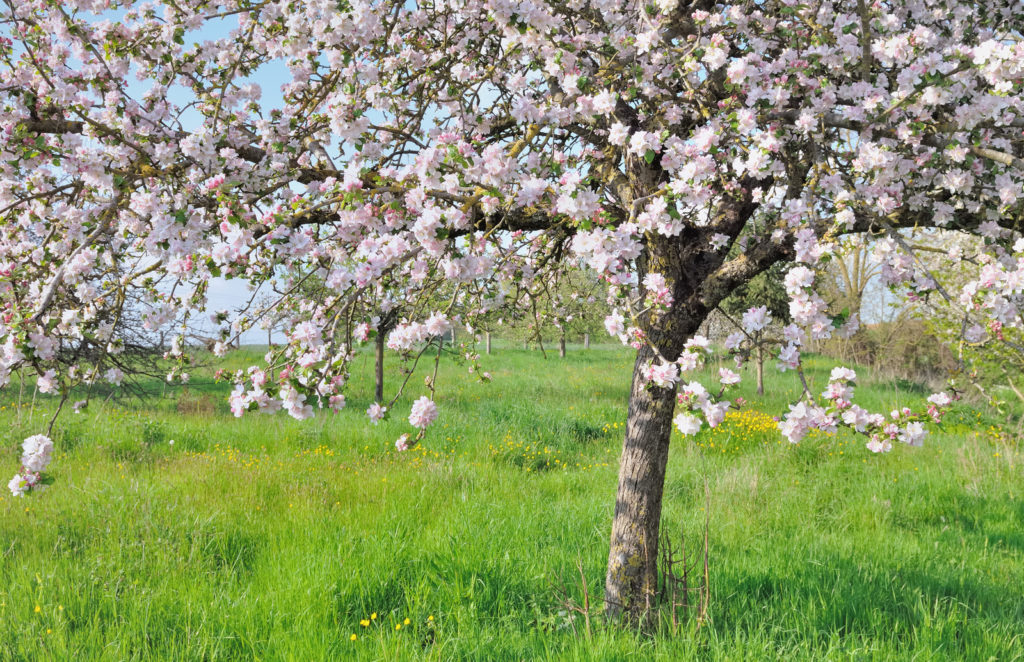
0, 346, 1021, 660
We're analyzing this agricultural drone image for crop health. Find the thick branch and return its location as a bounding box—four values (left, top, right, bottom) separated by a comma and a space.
700, 236, 793, 308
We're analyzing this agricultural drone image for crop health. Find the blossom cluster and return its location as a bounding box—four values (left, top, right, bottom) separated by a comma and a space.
673, 381, 731, 437
778, 367, 954, 453
387, 314, 452, 352
8, 435, 54, 496
0, 0, 1020, 484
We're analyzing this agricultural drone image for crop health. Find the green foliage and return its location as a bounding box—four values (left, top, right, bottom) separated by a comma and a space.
0, 348, 1021, 660
721, 261, 791, 323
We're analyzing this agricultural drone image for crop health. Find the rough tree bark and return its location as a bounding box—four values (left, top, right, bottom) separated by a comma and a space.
604, 235, 710, 618
485, 331, 491, 355
605, 343, 678, 615
559, 333, 566, 358
603, 177, 772, 619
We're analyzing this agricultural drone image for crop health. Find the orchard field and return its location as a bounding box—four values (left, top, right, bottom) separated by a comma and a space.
1, 345, 1022, 661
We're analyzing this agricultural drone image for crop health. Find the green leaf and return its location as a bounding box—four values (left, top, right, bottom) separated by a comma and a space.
644, 149, 656, 165
832, 307, 851, 328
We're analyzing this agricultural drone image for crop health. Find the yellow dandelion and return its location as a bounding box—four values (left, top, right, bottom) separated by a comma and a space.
371, 612, 377, 620
395, 624, 402, 630
403, 618, 410, 625
350, 634, 357, 641
360, 619, 370, 627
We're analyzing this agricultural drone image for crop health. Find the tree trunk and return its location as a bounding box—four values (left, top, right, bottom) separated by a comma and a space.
603, 227, 725, 620
485, 331, 491, 355
584, 333, 590, 349
374, 330, 385, 404
756, 344, 765, 396
605, 342, 680, 618
559, 334, 566, 358
603, 181, 764, 620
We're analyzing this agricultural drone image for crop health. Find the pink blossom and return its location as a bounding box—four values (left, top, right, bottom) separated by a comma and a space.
367, 403, 387, 423
866, 435, 892, 453
643, 361, 680, 388
724, 333, 744, 351
777, 344, 800, 371
742, 306, 771, 333
674, 413, 702, 436
604, 310, 626, 337
719, 368, 741, 386
899, 422, 928, 447
408, 396, 438, 429
829, 367, 857, 382
702, 401, 729, 428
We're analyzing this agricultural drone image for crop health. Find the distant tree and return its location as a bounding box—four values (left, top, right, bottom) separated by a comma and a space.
720, 263, 792, 394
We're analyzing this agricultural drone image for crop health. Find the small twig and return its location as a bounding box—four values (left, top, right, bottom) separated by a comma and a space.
700, 474, 711, 627
576, 555, 592, 640
46, 394, 68, 436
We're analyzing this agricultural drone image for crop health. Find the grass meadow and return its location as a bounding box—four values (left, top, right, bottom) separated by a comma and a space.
0, 343, 1022, 660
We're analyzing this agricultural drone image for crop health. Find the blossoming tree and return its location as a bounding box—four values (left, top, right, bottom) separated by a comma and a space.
1, 0, 1022, 616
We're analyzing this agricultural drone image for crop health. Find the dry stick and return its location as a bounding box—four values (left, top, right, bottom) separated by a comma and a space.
700, 474, 711, 627
559, 572, 580, 638
957, 313, 970, 374
427, 335, 444, 402
46, 394, 68, 436
385, 340, 436, 411
670, 538, 679, 633
550, 560, 590, 638
529, 295, 547, 359
577, 555, 592, 640
681, 520, 690, 614
642, 530, 652, 622
28, 384, 37, 430
91, 389, 117, 427
662, 527, 680, 633
793, 355, 815, 401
